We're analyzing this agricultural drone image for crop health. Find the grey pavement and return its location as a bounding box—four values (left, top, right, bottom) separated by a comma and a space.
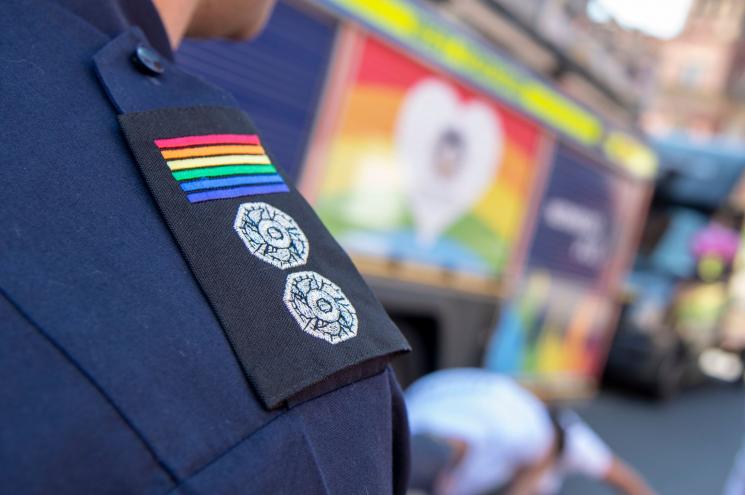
561, 384, 745, 495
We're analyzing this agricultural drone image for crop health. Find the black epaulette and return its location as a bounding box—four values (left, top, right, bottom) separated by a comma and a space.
119, 106, 409, 409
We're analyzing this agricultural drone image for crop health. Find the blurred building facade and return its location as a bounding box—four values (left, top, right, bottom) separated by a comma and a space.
430, 0, 745, 141
427, 0, 657, 130
642, 0, 745, 139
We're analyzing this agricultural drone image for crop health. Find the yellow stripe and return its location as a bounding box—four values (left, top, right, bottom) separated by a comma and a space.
167, 154, 271, 171
161, 145, 265, 159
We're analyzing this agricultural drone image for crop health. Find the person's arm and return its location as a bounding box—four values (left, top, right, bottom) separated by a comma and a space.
505, 463, 550, 495
505, 448, 556, 495
603, 457, 657, 495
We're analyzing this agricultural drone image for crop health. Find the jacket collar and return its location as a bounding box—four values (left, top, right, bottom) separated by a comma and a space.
51, 0, 173, 60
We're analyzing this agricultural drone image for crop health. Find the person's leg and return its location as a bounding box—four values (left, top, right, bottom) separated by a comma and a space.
409, 433, 458, 493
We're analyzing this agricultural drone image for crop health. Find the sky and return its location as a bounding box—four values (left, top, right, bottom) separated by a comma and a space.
587, 0, 695, 39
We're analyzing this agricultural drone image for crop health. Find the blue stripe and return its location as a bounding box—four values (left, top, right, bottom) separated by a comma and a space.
187, 183, 290, 203
180, 174, 284, 192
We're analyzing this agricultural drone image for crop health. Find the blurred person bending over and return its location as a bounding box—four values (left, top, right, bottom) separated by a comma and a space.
406, 368, 655, 495
0, 0, 410, 493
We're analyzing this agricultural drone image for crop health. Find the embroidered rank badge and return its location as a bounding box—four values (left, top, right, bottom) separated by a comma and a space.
234, 202, 309, 270
284, 271, 359, 345
154, 133, 289, 203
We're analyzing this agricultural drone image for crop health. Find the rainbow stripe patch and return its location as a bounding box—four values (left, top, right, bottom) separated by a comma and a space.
154, 133, 289, 203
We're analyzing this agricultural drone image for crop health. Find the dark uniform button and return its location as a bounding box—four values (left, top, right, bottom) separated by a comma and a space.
132, 44, 164, 76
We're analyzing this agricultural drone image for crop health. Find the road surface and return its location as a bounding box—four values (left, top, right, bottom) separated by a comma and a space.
561, 383, 745, 494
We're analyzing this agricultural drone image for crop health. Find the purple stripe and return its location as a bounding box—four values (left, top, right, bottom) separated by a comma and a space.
187, 183, 290, 203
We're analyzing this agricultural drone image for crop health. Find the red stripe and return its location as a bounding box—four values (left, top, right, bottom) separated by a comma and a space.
155, 134, 260, 149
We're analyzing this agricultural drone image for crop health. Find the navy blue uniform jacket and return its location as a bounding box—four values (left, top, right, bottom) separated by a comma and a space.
0, 0, 411, 493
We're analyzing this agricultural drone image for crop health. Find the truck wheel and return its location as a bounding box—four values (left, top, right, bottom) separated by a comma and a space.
651, 350, 684, 400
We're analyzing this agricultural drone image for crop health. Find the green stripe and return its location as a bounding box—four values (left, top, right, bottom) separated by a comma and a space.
172, 164, 276, 181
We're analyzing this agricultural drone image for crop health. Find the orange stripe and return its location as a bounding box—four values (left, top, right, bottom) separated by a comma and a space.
160, 145, 265, 159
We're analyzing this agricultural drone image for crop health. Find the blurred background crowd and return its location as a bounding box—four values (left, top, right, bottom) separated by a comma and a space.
177, 0, 745, 492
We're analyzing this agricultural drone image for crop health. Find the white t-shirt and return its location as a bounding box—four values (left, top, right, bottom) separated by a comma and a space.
406, 369, 613, 495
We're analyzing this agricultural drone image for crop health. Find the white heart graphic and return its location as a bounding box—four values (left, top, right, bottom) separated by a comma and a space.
395, 78, 503, 245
